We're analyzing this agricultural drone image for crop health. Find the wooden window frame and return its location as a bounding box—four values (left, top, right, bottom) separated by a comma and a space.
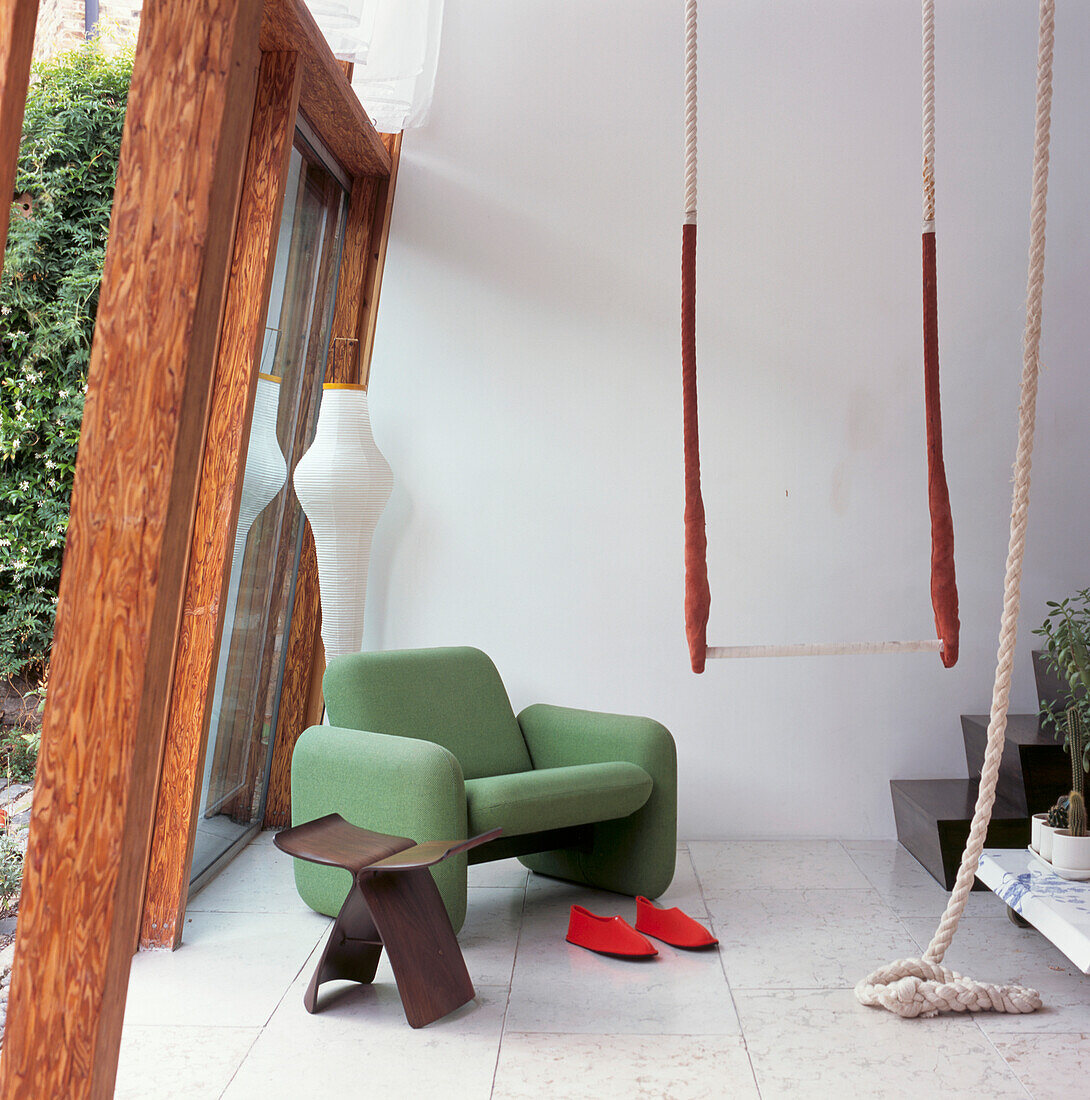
0, 0, 401, 1095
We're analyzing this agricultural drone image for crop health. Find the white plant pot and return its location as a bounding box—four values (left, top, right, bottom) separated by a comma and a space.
1039, 821, 1057, 863
293, 384, 393, 663
1051, 829, 1090, 873
1031, 813, 1048, 854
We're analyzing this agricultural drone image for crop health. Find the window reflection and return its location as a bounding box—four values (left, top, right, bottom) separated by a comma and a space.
192, 136, 347, 884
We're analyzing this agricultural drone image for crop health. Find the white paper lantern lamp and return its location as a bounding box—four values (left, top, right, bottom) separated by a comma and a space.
293, 383, 393, 663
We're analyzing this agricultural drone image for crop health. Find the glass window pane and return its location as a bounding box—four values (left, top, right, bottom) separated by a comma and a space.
191, 136, 347, 884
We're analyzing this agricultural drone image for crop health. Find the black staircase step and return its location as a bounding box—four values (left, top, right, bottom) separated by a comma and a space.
1032, 649, 1087, 712
961, 714, 1069, 815
891, 778, 1029, 890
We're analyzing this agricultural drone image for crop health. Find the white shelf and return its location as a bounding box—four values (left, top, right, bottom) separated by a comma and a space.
976, 848, 1090, 973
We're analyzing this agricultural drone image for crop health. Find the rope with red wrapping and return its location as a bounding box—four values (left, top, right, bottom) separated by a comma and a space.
681, 0, 709, 674
679, 0, 955, 669
921, 0, 960, 668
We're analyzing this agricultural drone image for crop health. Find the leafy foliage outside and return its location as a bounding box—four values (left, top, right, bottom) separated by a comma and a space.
0, 41, 132, 681
0, 832, 23, 912
1034, 588, 1090, 774
0, 722, 40, 785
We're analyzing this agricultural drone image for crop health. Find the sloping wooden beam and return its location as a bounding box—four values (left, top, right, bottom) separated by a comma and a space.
0, 0, 39, 267
333, 176, 385, 380
139, 50, 302, 950
0, 1, 264, 1096
261, 0, 390, 179
360, 132, 403, 386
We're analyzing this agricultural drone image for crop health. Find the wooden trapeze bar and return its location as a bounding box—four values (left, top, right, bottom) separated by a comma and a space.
706, 639, 944, 659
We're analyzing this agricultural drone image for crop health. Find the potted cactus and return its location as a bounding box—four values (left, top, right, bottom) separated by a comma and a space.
1050, 709, 1090, 874
1033, 796, 1066, 862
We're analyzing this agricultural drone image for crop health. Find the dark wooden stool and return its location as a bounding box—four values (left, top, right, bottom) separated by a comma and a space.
275, 815, 501, 1028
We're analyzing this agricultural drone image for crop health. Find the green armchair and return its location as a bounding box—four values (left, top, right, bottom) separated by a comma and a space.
289, 646, 677, 931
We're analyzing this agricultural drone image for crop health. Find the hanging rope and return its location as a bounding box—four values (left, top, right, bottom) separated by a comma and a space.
682, 0, 710, 673
680, 0, 954, 671
921, 0, 960, 669
857, 0, 1056, 1018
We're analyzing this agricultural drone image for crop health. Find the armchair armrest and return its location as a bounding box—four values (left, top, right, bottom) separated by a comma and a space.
518, 703, 675, 777
290, 725, 469, 928
516, 704, 677, 898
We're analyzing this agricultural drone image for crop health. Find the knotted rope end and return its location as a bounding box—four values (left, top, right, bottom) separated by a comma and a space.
855, 957, 1042, 1018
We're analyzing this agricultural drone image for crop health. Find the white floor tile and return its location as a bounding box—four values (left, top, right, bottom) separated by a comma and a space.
467, 857, 529, 888
125, 910, 329, 1027
114, 1025, 259, 1100
505, 951, 739, 1036
736, 988, 1031, 1099
991, 1032, 1090, 1098
507, 880, 736, 1035
190, 824, 251, 884
690, 839, 873, 892
223, 980, 507, 1100
842, 841, 1009, 920
110, 835, 1081, 1098
658, 847, 710, 911
492, 1033, 759, 1099
188, 831, 302, 914
462, 886, 525, 986
705, 888, 919, 989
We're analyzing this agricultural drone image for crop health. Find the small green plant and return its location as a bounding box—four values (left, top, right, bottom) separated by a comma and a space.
0, 40, 133, 680
1034, 590, 1090, 774
0, 832, 24, 912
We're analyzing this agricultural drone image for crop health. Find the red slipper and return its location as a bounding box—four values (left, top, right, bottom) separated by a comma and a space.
566, 905, 658, 957
635, 896, 718, 948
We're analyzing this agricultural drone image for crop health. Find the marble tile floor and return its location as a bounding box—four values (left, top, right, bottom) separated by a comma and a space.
118, 835, 1090, 1099
189, 814, 253, 885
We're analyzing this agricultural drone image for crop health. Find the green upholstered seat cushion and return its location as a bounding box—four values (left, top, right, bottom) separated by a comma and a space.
464, 761, 652, 837
322, 647, 532, 781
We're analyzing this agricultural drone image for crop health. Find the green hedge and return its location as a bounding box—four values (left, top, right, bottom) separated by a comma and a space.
0, 42, 132, 680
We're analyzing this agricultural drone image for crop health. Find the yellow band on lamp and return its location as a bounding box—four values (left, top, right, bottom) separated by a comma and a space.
323, 382, 366, 391
257, 372, 281, 384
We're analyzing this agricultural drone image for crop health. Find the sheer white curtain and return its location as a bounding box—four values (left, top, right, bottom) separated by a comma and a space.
306, 0, 375, 64
350, 0, 444, 132
134, 0, 444, 129
306, 0, 445, 132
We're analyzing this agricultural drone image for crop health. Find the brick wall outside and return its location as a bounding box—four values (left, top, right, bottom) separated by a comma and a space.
32, 0, 141, 64
32, 0, 85, 63
98, 0, 142, 50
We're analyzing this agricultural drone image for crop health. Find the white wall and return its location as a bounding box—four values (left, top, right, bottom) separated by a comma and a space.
362, 0, 1090, 839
